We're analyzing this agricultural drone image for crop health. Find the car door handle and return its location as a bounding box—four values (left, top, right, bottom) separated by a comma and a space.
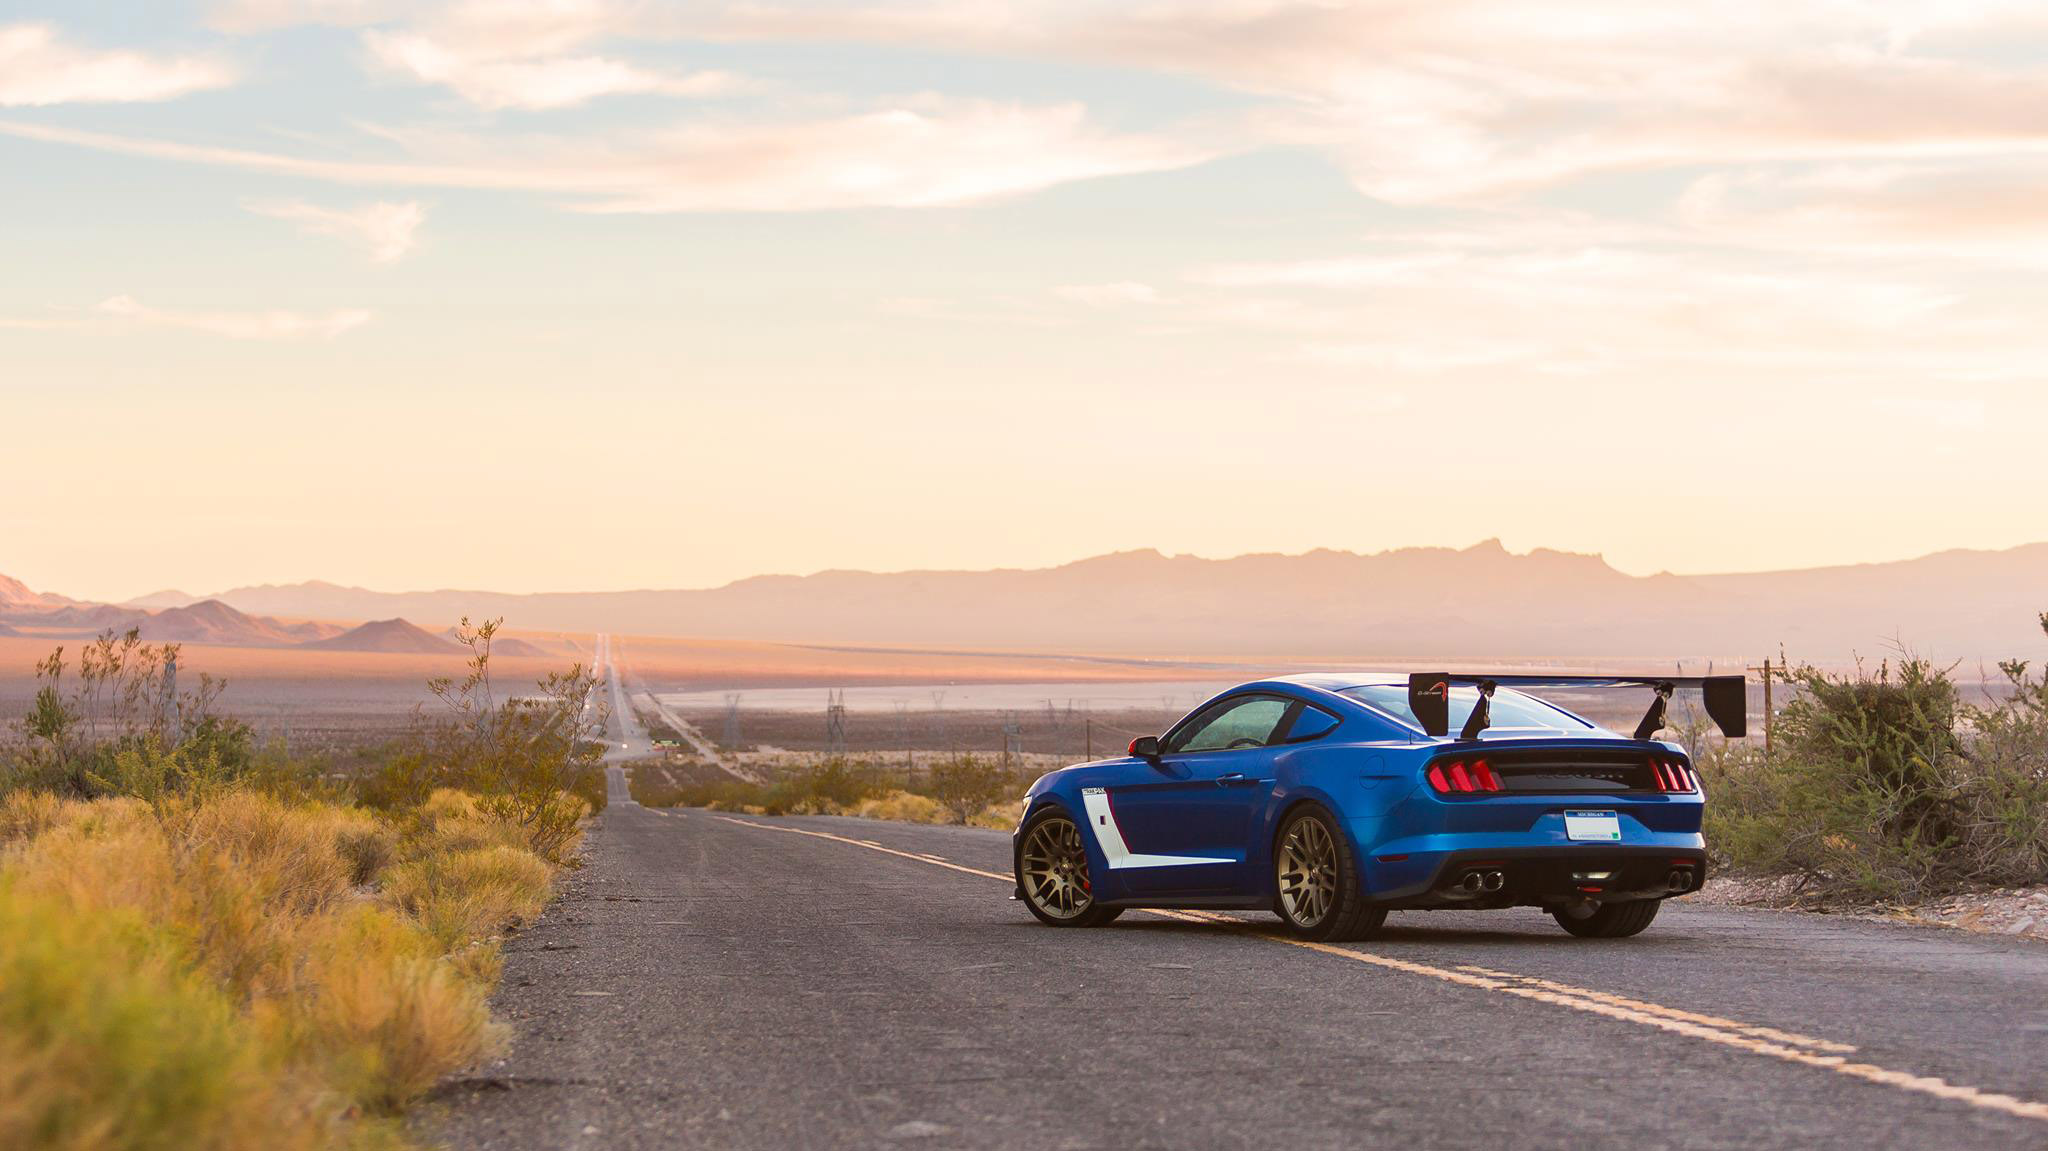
1217, 773, 1248, 785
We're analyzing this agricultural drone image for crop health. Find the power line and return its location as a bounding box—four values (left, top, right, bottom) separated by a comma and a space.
723, 692, 743, 749
825, 689, 847, 755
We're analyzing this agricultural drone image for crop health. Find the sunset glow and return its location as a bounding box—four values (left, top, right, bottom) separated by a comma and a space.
4, 2, 2041, 601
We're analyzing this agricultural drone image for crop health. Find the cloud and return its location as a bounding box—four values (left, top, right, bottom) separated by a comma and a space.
245, 199, 426, 262
1674, 161, 2048, 264
0, 22, 233, 107
97, 295, 372, 341
363, 29, 736, 110
207, 0, 407, 32
0, 98, 1214, 212
215, 1, 739, 109
664, 2, 2048, 203
1054, 282, 1163, 307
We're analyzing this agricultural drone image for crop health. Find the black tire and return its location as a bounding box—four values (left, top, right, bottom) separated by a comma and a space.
1551, 898, 1661, 938
1015, 811, 1123, 928
1272, 805, 1386, 942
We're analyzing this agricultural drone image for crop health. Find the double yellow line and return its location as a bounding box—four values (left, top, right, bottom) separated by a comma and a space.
712, 815, 2048, 1125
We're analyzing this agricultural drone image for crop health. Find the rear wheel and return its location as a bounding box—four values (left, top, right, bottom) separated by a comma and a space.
1551, 898, 1661, 938
1273, 805, 1385, 942
1016, 812, 1122, 928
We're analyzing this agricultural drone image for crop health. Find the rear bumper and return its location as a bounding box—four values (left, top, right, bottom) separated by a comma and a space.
1367, 845, 1708, 908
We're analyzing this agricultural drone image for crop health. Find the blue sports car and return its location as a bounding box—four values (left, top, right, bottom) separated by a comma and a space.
1012, 672, 1746, 940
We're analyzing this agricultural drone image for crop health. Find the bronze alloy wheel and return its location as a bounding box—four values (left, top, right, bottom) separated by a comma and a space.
1020, 815, 1094, 920
1276, 814, 1338, 928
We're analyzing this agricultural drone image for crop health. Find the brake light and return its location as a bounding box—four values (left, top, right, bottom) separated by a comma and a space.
1650, 758, 1696, 793
1428, 759, 1501, 794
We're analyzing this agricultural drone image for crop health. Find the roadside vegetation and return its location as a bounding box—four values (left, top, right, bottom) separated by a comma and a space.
0, 619, 605, 1151
633, 617, 2048, 910
630, 754, 1026, 830
1697, 614, 2048, 904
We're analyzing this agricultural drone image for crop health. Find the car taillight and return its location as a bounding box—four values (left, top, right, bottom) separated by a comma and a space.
1650, 758, 1696, 793
1428, 759, 1500, 794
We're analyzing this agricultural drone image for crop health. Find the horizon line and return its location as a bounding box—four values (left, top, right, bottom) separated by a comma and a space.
50, 535, 2048, 607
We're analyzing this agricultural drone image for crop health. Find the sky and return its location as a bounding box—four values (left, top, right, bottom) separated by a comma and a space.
2, 1, 2043, 603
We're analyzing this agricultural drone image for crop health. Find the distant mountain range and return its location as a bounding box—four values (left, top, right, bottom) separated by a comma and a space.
301, 618, 460, 654
0, 585, 570, 659
14, 539, 2034, 664
135, 600, 344, 646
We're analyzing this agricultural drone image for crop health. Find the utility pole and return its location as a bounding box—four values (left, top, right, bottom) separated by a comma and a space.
1084, 716, 1092, 760
1001, 710, 1022, 768
825, 690, 848, 755
723, 692, 743, 750
1746, 657, 1778, 755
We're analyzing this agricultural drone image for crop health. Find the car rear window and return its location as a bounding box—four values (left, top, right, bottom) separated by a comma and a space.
1338, 684, 1591, 733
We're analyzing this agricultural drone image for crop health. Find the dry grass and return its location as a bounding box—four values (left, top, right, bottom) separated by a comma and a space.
384, 846, 554, 952
845, 791, 948, 824
0, 786, 573, 1149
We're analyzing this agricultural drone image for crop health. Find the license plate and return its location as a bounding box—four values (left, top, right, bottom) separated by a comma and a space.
1564, 810, 1622, 842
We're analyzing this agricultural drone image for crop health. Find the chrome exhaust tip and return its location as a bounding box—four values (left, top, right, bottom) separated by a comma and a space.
1666, 869, 1690, 892
1458, 871, 1484, 893
1480, 870, 1505, 893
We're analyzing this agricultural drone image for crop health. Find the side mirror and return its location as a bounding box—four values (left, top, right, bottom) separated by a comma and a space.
1128, 736, 1161, 760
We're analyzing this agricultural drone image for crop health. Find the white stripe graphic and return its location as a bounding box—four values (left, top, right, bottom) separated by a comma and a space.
1079, 787, 1233, 870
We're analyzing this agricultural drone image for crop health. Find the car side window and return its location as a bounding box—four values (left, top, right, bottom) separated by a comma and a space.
1166, 695, 1294, 753
1279, 705, 1341, 743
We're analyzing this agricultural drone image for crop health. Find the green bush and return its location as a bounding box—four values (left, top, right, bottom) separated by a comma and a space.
629, 754, 1030, 826
1702, 625, 2048, 901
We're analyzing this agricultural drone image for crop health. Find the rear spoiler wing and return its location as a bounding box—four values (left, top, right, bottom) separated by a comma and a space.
1407, 673, 1748, 742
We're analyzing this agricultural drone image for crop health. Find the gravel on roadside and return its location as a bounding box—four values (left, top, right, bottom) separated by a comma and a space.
1682, 874, 2048, 942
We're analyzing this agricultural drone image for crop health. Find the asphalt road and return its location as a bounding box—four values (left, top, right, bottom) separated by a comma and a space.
428, 796, 2048, 1150
590, 635, 653, 764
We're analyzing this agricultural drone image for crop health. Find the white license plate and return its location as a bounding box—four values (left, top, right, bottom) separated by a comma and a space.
1564, 810, 1622, 842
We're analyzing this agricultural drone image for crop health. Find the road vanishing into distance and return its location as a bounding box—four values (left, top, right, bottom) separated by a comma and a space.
428, 791, 2048, 1150
589, 634, 653, 763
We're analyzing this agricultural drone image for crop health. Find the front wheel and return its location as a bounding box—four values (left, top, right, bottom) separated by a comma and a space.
1273, 805, 1385, 941
1016, 812, 1122, 928
1551, 898, 1661, 938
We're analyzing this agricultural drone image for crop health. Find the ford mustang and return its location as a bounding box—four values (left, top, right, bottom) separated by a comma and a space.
1012, 672, 1745, 940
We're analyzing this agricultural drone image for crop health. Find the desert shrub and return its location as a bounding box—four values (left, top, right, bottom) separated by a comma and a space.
0, 786, 561, 1148
410, 618, 608, 855
0, 789, 62, 845
925, 755, 1026, 822
847, 791, 948, 823
355, 749, 439, 812
0, 627, 596, 1147
804, 758, 882, 808
5, 631, 247, 801
409, 788, 545, 856
626, 773, 691, 808
966, 800, 1023, 830
1947, 633, 2048, 884
1702, 631, 2048, 901
0, 885, 321, 1151
384, 845, 553, 951
284, 903, 502, 1114
632, 754, 1030, 827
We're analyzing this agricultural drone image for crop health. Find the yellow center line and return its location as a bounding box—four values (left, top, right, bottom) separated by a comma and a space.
1453, 963, 1855, 1053
711, 815, 2048, 1125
